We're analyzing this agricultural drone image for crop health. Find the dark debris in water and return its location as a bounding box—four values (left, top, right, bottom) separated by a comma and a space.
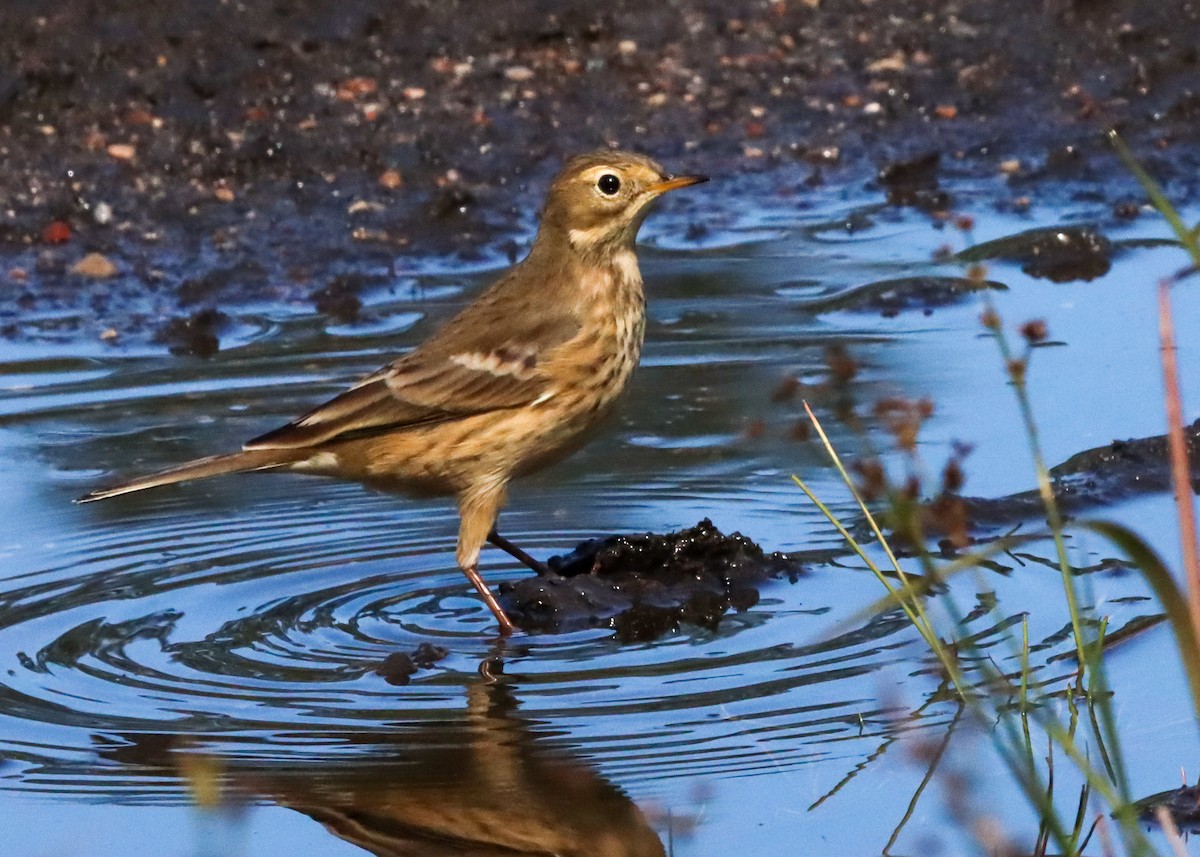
153, 308, 230, 358
19, 609, 183, 674
957, 226, 1113, 283
498, 519, 804, 641
310, 274, 365, 323
373, 642, 448, 686
809, 275, 1006, 317
876, 151, 950, 211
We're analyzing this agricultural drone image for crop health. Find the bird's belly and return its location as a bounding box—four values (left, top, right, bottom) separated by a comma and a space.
505, 345, 640, 475
507, 395, 621, 478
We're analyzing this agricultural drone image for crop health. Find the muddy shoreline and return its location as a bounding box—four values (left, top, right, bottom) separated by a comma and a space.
1, 0, 1199, 345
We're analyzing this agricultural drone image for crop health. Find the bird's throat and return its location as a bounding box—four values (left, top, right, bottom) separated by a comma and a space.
577, 248, 643, 304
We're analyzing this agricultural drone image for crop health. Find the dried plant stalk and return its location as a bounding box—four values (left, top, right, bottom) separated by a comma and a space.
1158, 279, 1200, 654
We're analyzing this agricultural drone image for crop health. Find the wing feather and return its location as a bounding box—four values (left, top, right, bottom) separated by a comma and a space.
245, 263, 581, 450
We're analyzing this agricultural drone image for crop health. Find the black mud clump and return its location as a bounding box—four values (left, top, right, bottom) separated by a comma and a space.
373, 642, 449, 687
498, 519, 804, 641
310, 274, 365, 323
153, 308, 230, 358
957, 226, 1113, 283
876, 152, 950, 211
958, 418, 1200, 528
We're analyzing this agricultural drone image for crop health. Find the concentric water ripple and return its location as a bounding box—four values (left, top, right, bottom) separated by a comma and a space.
1, 206, 1176, 838
2, 473, 930, 786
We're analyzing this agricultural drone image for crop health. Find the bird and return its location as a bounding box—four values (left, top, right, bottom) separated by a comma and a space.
77, 150, 707, 635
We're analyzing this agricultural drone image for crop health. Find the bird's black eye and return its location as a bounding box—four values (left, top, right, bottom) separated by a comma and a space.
597, 173, 621, 195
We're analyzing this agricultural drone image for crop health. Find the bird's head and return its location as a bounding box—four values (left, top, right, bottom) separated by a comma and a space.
539, 150, 707, 256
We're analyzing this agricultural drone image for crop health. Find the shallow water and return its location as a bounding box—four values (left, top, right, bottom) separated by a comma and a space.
3, 187, 1200, 855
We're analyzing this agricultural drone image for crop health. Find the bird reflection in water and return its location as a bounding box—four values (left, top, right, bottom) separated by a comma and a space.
105, 660, 668, 857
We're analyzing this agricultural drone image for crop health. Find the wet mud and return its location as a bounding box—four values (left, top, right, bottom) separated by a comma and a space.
499, 519, 805, 640
955, 419, 1200, 529
836, 420, 1200, 550
2, 0, 1200, 343
957, 225, 1115, 283
806, 275, 1006, 316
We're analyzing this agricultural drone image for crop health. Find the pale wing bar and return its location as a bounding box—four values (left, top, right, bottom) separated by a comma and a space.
244, 350, 554, 450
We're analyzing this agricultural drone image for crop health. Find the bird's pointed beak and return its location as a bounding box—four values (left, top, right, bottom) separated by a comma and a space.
650, 174, 709, 194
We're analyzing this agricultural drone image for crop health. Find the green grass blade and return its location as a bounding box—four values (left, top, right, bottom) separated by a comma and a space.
1083, 519, 1200, 718
1109, 130, 1200, 267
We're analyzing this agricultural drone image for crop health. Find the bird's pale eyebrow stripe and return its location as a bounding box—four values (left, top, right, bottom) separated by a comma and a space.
449, 350, 540, 379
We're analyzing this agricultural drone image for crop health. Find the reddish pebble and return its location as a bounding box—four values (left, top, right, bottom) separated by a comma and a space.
42, 220, 71, 244
125, 109, 156, 126
337, 76, 378, 100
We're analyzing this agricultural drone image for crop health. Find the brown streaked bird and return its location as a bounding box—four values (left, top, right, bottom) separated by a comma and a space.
78, 151, 707, 634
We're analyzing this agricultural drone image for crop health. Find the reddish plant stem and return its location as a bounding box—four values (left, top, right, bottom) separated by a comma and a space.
1158, 279, 1200, 649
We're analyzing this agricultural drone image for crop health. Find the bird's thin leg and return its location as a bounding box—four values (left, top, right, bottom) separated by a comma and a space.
487, 529, 553, 576
458, 486, 519, 635
462, 564, 515, 636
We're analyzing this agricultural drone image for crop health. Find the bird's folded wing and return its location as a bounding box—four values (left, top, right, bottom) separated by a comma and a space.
246, 264, 582, 450
245, 343, 559, 449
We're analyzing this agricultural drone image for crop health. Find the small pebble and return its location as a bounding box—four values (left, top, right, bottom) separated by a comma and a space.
866, 52, 907, 73
347, 199, 385, 214
71, 252, 118, 279
107, 143, 136, 161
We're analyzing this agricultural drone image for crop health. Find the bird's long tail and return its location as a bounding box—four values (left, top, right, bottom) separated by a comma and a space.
76, 449, 303, 503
